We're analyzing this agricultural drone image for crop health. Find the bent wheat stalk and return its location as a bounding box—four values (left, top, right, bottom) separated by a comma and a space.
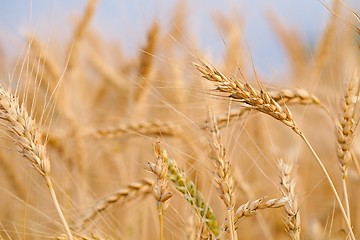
195, 60, 355, 240
0, 85, 73, 240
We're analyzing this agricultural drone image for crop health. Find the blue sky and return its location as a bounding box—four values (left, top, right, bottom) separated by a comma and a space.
0, 0, 359, 76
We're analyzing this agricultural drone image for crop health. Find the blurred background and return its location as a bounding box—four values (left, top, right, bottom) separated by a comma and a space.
0, 0, 359, 76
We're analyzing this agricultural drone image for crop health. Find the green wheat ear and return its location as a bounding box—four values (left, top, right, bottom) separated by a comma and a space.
160, 147, 219, 236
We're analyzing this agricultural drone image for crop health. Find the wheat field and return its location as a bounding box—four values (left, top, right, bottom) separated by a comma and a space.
0, 1, 359, 239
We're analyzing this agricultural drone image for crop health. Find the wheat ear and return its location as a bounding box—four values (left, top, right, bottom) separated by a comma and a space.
195, 60, 355, 240
336, 73, 360, 223
76, 178, 152, 229
218, 197, 289, 239
194, 61, 300, 134
149, 141, 173, 240
0, 85, 73, 239
278, 159, 300, 240
156, 142, 219, 237
207, 116, 237, 240
87, 121, 182, 139
210, 87, 324, 129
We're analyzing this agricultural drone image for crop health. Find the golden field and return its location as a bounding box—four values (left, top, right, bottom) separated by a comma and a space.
0, 1, 359, 239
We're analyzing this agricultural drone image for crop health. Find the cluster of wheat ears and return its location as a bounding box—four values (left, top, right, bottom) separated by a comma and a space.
0, 0, 359, 239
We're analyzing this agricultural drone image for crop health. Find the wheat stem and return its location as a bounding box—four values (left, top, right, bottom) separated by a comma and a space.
299, 133, 355, 240
342, 179, 351, 222
45, 176, 73, 240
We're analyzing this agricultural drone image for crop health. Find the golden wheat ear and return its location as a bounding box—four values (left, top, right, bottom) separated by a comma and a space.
278, 159, 300, 240
194, 60, 301, 134
0, 85, 73, 240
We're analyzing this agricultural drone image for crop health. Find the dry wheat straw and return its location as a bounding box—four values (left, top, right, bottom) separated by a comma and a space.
77, 178, 152, 228
0, 85, 73, 239
195, 60, 355, 239
149, 141, 173, 240
278, 159, 300, 240
157, 143, 219, 237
